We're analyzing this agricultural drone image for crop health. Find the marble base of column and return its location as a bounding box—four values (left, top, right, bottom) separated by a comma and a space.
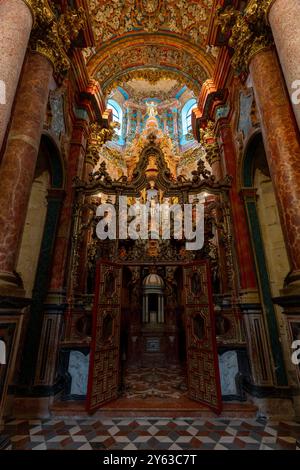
0, 271, 25, 297
210, 158, 223, 181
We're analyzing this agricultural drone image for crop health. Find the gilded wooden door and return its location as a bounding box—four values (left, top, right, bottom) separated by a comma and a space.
86, 260, 122, 412
183, 260, 222, 413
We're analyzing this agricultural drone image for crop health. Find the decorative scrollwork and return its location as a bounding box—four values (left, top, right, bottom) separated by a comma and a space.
199, 121, 220, 167
23, 1, 85, 80
217, 0, 274, 73
85, 122, 120, 168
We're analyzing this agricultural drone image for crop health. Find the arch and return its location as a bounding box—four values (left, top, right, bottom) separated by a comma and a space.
87, 34, 214, 96
87, 33, 214, 75
181, 98, 197, 136
242, 131, 265, 188
40, 133, 65, 189
107, 99, 123, 136
241, 132, 288, 386
18, 136, 65, 386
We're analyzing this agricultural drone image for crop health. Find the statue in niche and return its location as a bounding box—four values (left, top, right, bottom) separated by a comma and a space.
147, 101, 158, 118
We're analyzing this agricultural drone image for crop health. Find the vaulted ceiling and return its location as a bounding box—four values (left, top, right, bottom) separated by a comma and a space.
86, 1, 216, 97
88, 0, 213, 46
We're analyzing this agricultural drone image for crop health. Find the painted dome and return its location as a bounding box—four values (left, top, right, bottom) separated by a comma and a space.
143, 273, 164, 288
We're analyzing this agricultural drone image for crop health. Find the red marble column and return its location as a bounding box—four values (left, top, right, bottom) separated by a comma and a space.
210, 156, 223, 182
268, 0, 300, 131
249, 48, 300, 290
218, 120, 257, 292
0, 0, 33, 152
48, 119, 89, 292
0, 52, 53, 295
76, 158, 95, 294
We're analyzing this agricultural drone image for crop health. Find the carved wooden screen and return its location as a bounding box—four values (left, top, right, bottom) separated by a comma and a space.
183, 260, 222, 413
86, 260, 122, 412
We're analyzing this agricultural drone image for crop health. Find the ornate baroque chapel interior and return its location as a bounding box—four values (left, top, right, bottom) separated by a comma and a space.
1, 0, 300, 446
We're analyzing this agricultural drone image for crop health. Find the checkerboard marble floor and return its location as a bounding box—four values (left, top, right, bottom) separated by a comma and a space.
1, 418, 300, 450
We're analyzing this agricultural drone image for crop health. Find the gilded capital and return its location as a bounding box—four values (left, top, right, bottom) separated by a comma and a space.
22, 1, 85, 80
218, 0, 274, 73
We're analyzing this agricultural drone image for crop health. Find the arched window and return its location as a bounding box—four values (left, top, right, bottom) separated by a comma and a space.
107, 99, 122, 136
181, 98, 197, 136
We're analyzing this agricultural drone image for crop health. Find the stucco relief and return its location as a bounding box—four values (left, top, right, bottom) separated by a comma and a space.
88, 0, 213, 46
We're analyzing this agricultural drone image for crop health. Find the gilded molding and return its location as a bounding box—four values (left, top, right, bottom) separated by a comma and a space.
21, 0, 36, 19
264, 0, 277, 23
103, 63, 202, 96
218, 0, 274, 73
199, 121, 220, 167
85, 122, 120, 167
22, 1, 85, 79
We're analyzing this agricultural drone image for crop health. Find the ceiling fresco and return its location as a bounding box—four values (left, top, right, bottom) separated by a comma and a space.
94, 44, 208, 94
123, 78, 179, 98
88, 0, 214, 47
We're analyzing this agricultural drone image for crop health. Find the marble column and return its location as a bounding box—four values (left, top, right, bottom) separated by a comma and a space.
136, 110, 142, 134
142, 295, 146, 322
0, 52, 53, 295
48, 119, 89, 294
126, 106, 132, 136
162, 113, 168, 133
172, 110, 178, 137
0, 0, 33, 152
218, 120, 257, 294
209, 154, 223, 181
249, 48, 300, 291
267, 0, 300, 131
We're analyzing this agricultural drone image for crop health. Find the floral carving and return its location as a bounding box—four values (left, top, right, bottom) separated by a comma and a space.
95, 45, 208, 92
88, 0, 213, 46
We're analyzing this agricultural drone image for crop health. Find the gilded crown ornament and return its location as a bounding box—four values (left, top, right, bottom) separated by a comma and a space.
217, 0, 274, 73
22, 1, 85, 80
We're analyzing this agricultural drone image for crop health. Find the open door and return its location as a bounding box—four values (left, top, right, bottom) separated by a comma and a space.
86, 260, 122, 412
183, 260, 222, 413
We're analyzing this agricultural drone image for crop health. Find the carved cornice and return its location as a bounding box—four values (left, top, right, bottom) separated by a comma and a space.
22, 1, 85, 80
76, 142, 232, 196
218, 0, 274, 73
